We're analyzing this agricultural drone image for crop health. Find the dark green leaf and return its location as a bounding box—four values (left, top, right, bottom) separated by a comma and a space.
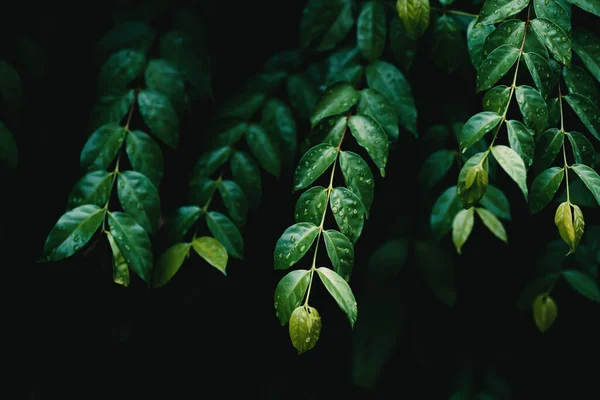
482, 85, 510, 114
0, 60, 24, 123
209, 121, 247, 149
218, 180, 248, 227
97, 50, 146, 96
80, 123, 126, 172
571, 163, 600, 205
476, 44, 520, 92
295, 186, 328, 226
533, 0, 572, 35
476, 207, 508, 243
287, 73, 319, 120
530, 18, 571, 67
125, 130, 164, 188
562, 65, 599, 104
156, 205, 202, 247
430, 186, 463, 239
389, 15, 417, 72
87, 90, 135, 134
357, 1, 386, 62
138, 89, 180, 148
310, 82, 359, 127
190, 146, 232, 182
66, 171, 113, 210
151, 243, 191, 288
562, 269, 600, 302
523, 53, 554, 98
556, 176, 599, 207
261, 98, 297, 171
515, 85, 548, 134
246, 124, 281, 178
215, 91, 266, 121
106, 231, 130, 287
330, 187, 366, 243
396, 0, 430, 37
274, 270, 311, 326
316, 266, 358, 327
117, 170, 161, 234
230, 150, 262, 209
324, 47, 362, 87
206, 211, 244, 260
567, 131, 596, 167
491, 145, 529, 199
530, 167, 565, 213
458, 111, 502, 152
95, 22, 156, 62
107, 211, 154, 283
565, 0, 600, 17
564, 94, 600, 141
477, 0, 529, 25
480, 184, 511, 220
419, 149, 456, 189
0, 121, 17, 169
264, 50, 304, 73
415, 240, 456, 305
572, 28, 600, 81
534, 128, 564, 171
524, 28, 550, 60
367, 238, 409, 281
482, 19, 525, 58
300, 0, 354, 52
301, 115, 347, 154
40, 205, 104, 262
467, 19, 496, 69
432, 15, 463, 73
365, 60, 417, 136
192, 236, 228, 275
357, 88, 399, 141
293, 144, 338, 192
188, 178, 216, 207
243, 71, 287, 93
144, 59, 186, 114
348, 114, 390, 176
274, 222, 320, 270
339, 150, 375, 217
323, 229, 354, 282
506, 119, 535, 167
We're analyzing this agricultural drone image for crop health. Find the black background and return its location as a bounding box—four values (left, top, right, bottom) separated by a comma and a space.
2, 0, 599, 398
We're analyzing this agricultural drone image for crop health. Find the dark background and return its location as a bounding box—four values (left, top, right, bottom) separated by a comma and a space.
2, 0, 599, 398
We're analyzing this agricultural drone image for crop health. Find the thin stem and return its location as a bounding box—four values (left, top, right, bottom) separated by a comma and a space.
193, 172, 224, 240
558, 84, 570, 203
101, 153, 121, 232
124, 89, 138, 130
303, 116, 350, 307
430, 6, 478, 18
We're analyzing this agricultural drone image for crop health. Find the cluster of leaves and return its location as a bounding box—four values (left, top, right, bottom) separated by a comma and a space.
38, 9, 212, 287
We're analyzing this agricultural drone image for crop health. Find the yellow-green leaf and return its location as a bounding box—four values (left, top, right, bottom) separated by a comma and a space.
396, 0, 430, 37
289, 305, 322, 354
192, 236, 228, 275
533, 293, 557, 332
151, 242, 191, 288
452, 208, 475, 254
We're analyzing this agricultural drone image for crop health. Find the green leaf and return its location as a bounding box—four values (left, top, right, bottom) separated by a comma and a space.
144, 59, 186, 114
570, 163, 600, 205
287, 73, 319, 120
357, 1, 386, 62
564, 94, 600, 141
530, 167, 565, 213
415, 240, 457, 306
324, 47, 363, 87
80, 123, 126, 172
125, 130, 164, 188
87, 90, 135, 134
515, 85, 548, 134
215, 92, 266, 121
523, 53, 554, 99
95, 21, 156, 62
555, 202, 577, 254
419, 149, 456, 189
348, 114, 390, 176
368, 238, 409, 281
533, 0, 572, 35
432, 15, 463, 73
230, 151, 262, 209
567, 131, 596, 167
534, 128, 564, 171
506, 120, 535, 168
138, 89, 180, 148
572, 28, 600, 82
40, 205, 104, 262
107, 211, 154, 283
457, 152, 489, 207
452, 208, 475, 254
365, 60, 417, 136
330, 187, 366, 243
246, 124, 281, 178
261, 98, 297, 171
106, 231, 130, 287
210, 121, 247, 149
316, 266, 358, 327
0, 121, 18, 169
295, 186, 328, 226
310, 82, 359, 127
97, 50, 146, 96
482, 85, 510, 114
562, 269, 600, 302
156, 205, 202, 247
396, 0, 430, 37
533, 294, 558, 332
188, 178, 216, 207
0, 60, 24, 123
190, 146, 232, 182
339, 150, 375, 217
192, 236, 228, 275
301, 115, 347, 154
264, 50, 304, 73
244, 71, 287, 93
206, 211, 244, 260
116, 170, 161, 234
565, 0, 600, 16
218, 180, 248, 227
430, 186, 463, 239
477, 0, 529, 25
357, 88, 399, 141
524, 28, 550, 60
482, 19, 525, 59
476, 207, 508, 243
480, 184, 511, 220
274, 270, 311, 326
491, 145, 529, 199
458, 111, 502, 152
274, 222, 320, 270
66, 171, 113, 210
389, 15, 417, 72
530, 18, 571, 67
467, 19, 496, 69
300, 0, 354, 52
323, 229, 354, 282
476, 44, 520, 92
562, 65, 599, 104
151, 243, 191, 288
289, 305, 322, 354
293, 144, 338, 192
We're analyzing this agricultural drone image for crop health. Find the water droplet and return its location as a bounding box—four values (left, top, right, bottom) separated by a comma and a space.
332, 206, 338, 213
353, 209, 358, 214
274, 303, 278, 309
278, 253, 283, 259
137, 203, 144, 210
73, 236, 80, 242
51, 248, 57, 253
290, 236, 296, 243
276, 312, 280, 317
305, 337, 311, 343
300, 245, 306, 252
339, 211, 344, 217
74, 245, 80, 251
125, 245, 131, 251
285, 253, 291, 259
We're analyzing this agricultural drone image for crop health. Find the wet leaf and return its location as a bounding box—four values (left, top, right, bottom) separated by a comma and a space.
66, 171, 113, 210
117, 170, 161, 234
206, 211, 244, 260
476, 207, 508, 243
476, 45, 520, 92
138, 89, 180, 148
339, 151, 375, 216
80, 123, 126, 172
293, 144, 338, 192
317, 267, 358, 327
217, 180, 248, 227
192, 236, 228, 275
295, 186, 328, 226
125, 130, 164, 188
530, 167, 565, 213
452, 207, 475, 254
289, 305, 322, 354
323, 229, 354, 282
330, 187, 366, 243
530, 18, 571, 67
151, 243, 191, 288
274, 222, 320, 270
357, 1, 386, 62
274, 270, 311, 325
348, 114, 390, 176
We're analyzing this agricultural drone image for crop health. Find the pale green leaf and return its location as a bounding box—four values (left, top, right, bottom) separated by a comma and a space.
452, 208, 475, 254
457, 152, 489, 207
106, 231, 130, 287
274, 270, 311, 326
396, 0, 430, 37
151, 243, 191, 288
491, 145, 529, 199
192, 236, 228, 275
316, 266, 358, 327
476, 207, 508, 243
289, 305, 321, 354
274, 222, 320, 270
323, 229, 354, 282
533, 294, 557, 332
